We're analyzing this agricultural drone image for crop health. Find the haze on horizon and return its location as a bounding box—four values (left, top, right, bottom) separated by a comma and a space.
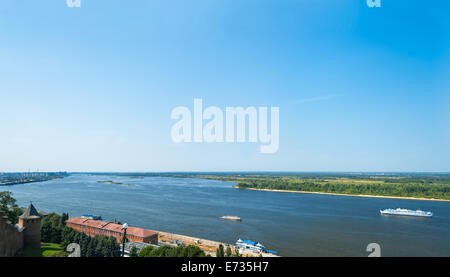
0, 0, 449, 172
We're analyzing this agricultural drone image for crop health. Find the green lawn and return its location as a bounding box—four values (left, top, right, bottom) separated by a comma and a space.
21, 242, 68, 257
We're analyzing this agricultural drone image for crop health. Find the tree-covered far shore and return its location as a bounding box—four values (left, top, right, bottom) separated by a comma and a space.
94, 172, 450, 200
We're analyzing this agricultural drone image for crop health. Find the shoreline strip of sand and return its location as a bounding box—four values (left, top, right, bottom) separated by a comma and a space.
235, 186, 450, 202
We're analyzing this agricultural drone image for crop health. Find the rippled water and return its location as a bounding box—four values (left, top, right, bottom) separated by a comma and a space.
4, 174, 450, 256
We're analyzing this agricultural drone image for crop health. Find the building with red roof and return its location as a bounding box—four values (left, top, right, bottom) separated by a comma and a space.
66, 217, 158, 244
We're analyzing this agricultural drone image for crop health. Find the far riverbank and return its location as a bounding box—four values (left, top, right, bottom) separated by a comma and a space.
130, 173, 450, 202
234, 186, 450, 202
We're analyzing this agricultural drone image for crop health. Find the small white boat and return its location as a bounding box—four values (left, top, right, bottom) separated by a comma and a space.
221, 215, 242, 221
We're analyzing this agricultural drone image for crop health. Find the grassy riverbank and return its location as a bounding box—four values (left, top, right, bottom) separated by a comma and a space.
235, 186, 450, 202
231, 174, 450, 201
89, 172, 450, 201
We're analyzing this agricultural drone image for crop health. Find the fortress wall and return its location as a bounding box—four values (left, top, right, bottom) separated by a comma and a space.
0, 212, 24, 257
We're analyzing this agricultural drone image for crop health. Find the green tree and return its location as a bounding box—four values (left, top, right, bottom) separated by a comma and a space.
0, 191, 20, 224
40, 213, 64, 243
78, 233, 90, 257
95, 237, 107, 257
61, 226, 77, 249
106, 236, 121, 257
151, 245, 176, 257
86, 238, 98, 257
8, 207, 22, 225
61, 213, 69, 225
180, 245, 206, 257
233, 249, 240, 257
138, 245, 206, 257
40, 222, 53, 242
225, 246, 232, 257
216, 244, 224, 257
129, 246, 138, 257
138, 246, 155, 257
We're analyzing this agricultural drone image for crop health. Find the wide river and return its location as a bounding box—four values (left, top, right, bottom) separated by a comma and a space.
4, 174, 450, 256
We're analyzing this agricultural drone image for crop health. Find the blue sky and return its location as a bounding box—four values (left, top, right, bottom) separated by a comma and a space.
0, 0, 449, 172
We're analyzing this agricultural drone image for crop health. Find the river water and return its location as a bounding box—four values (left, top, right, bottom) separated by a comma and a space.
4, 174, 450, 256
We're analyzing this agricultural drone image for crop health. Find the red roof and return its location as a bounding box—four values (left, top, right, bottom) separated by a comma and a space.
102, 222, 123, 233
66, 217, 88, 225
127, 226, 158, 238
66, 217, 157, 238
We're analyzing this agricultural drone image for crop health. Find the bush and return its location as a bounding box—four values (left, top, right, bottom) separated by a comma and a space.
138, 245, 206, 257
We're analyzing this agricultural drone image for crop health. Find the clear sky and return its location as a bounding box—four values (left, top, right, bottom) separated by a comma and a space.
0, 0, 449, 172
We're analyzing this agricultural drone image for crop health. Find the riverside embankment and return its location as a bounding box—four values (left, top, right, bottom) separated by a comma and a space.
156, 230, 278, 257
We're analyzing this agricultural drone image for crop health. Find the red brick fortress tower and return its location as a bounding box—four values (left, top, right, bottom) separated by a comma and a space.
18, 202, 41, 249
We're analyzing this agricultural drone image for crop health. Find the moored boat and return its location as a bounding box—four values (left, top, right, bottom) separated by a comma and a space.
235, 239, 278, 255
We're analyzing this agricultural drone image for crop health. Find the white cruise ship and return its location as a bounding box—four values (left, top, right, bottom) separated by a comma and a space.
380, 208, 433, 218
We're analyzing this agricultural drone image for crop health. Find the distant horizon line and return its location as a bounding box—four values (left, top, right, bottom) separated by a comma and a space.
3, 171, 450, 174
